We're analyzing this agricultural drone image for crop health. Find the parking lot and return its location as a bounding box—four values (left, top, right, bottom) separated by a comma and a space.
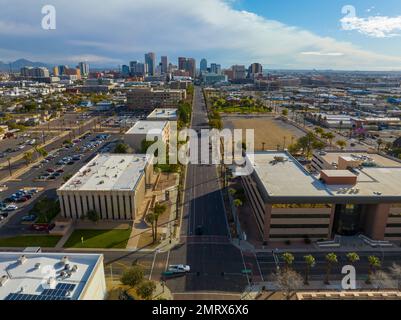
0, 132, 121, 238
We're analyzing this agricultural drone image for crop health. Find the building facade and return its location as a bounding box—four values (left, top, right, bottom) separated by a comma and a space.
127, 87, 186, 110
57, 154, 153, 221
241, 151, 401, 243
124, 120, 170, 152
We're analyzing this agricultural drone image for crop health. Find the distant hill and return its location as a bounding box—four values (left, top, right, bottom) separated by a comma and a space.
0, 59, 51, 72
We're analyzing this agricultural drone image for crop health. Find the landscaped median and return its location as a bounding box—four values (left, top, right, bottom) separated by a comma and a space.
63, 229, 132, 249
0, 235, 62, 248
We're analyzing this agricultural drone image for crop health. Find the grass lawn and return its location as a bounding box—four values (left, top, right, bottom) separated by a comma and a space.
64, 229, 132, 249
0, 235, 62, 248
137, 231, 161, 249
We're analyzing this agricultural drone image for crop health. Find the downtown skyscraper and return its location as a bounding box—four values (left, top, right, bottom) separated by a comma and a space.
145, 52, 156, 76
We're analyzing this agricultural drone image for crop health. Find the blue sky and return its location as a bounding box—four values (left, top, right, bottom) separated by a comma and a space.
1, 0, 401, 70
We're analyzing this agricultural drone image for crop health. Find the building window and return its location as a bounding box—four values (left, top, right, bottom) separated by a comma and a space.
123, 196, 127, 220
111, 196, 115, 219
98, 196, 103, 217
117, 195, 122, 219
104, 196, 109, 220
73, 195, 79, 219
270, 224, 329, 229
68, 195, 73, 219
61, 196, 67, 217
129, 196, 133, 215
271, 214, 331, 219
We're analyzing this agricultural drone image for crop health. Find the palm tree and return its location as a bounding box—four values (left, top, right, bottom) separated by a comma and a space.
346, 252, 360, 266
325, 253, 338, 285
303, 255, 315, 285
153, 203, 167, 243
366, 256, 381, 284
233, 199, 243, 208
323, 132, 335, 148
145, 212, 156, 243
282, 252, 295, 271
377, 139, 384, 152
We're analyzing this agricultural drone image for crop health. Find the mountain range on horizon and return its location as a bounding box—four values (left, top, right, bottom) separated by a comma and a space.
0, 59, 51, 72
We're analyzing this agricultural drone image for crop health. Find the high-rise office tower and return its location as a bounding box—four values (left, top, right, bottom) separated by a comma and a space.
78, 62, 90, 77
145, 52, 156, 76
210, 63, 221, 75
248, 63, 263, 78
200, 58, 208, 72
161, 56, 168, 74
178, 57, 196, 79
130, 61, 145, 76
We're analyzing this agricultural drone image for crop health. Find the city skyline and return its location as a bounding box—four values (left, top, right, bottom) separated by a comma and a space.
1, 0, 401, 70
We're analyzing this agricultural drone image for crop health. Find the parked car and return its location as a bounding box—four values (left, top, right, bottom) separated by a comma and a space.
21, 215, 37, 222
168, 265, 191, 274
5, 205, 18, 211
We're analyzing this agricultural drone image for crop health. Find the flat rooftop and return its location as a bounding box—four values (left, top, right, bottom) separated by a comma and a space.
319, 152, 401, 168
0, 252, 102, 300
59, 154, 150, 192
147, 108, 178, 120
125, 120, 168, 135
246, 151, 401, 201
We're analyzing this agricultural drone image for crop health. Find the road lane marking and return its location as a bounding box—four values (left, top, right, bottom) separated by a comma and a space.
149, 250, 158, 280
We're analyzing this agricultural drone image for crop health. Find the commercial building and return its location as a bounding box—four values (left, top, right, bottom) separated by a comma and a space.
127, 87, 186, 110
57, 154, 153, 220
210, 63, 222, 75
78, 62, 90, 77
124, 120, 170, 151
202, 73, 228, 85
200, 58, 208, 73
147, 108, 178, 122
248, 63, 263, 78
160, 56, 168, 74
145, 52, 156, 76
232, 65, 247, 80
241, 151, 401, 243
178, 57, 196, 79
20, 67, 50, 79
0, 252, 106, 300
130, 61, 145, 76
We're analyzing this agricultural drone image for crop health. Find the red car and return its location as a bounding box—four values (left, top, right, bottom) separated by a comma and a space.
46, 168, 55, 173
31, 223, 55, 232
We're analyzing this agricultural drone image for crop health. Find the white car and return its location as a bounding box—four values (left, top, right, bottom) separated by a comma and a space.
5, 205, 18, 211
168, 265, 190, 273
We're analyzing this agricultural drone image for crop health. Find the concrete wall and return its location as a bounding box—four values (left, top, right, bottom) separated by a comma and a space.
80, 256, 107, 300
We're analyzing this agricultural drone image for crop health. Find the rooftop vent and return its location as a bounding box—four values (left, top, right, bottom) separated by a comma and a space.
34, 263, 41, 270
18, 255, 27, 265
72, 265, 78, 273
47, 277, 57, 289
0, 275, 9, 287
61, 256, 69, 265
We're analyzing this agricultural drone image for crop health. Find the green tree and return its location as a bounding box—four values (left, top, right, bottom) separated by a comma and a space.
86, 210, 100, 223
121, 265, 144, 287
366, 256, 381, 284
233, 199, 243, 208
314, 127, 325, 136
324, 253, 338, 285
114, 143, 129, 154
282, 109, 289, 117
336, 140, 347, 150
274, 269, 303, 300
282, 252, 295, 271
303, 255, 316, 285
377, 139, 384, 152
145, 212, 157, 243
153, 203, 167, 243
323, 132, 335, 148
23, 151, 33, 166
136, 280, 156, 300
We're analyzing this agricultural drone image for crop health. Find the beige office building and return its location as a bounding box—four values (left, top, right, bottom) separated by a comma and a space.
57, 154, 153, 220
124, 121, 170, 152
241, 151, 401, 243
127, 87, 186, 110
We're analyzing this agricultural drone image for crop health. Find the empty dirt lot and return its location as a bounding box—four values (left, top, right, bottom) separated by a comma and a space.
223, 115, 305, 151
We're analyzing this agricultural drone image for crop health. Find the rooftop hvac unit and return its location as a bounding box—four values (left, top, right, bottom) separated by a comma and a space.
34, 263, 41, 270
72, 265, 78, 273
47, 277, 57, 289
0, 275, 9, 287
61, 256, 69, 265
18, 255, 27, 265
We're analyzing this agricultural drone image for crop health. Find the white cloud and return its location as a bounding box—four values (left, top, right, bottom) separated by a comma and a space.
341, 14, 401, 38
301, 52, 345, 57
1, 0, 401, 69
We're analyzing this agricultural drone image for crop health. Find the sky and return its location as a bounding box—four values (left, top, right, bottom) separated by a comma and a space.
1, 0, 401, 70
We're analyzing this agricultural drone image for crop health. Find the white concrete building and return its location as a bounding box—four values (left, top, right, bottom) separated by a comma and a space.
124, 120, 170, 152
57, 154, 153, 220
0, 252, 106, 300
